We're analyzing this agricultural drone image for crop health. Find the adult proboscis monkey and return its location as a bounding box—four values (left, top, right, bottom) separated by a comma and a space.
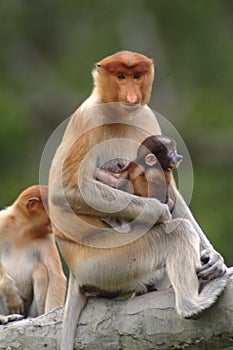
48, 51, 229, 350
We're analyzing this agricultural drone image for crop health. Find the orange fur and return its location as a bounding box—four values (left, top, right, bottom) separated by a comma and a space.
92, 50, 154, 104
0, 185, 66, 317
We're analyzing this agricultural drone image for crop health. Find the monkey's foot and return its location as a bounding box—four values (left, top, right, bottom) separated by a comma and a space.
0, 314, 24, 325
178, 273, 229, 320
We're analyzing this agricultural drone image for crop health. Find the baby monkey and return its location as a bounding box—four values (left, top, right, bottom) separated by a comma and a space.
98, 135, 183, 233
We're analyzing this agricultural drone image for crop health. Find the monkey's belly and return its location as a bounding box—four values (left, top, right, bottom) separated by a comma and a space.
57, 236, 167, 295
1, 243, 42, 304
2, 254, 34, 303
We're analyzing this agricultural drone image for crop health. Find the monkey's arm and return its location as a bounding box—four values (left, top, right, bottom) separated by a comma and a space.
95, 168, 134, 193
49, 139, 171, 226
67, 176, 171, 225
95, 169, 120, 187
172, 189, 227, 280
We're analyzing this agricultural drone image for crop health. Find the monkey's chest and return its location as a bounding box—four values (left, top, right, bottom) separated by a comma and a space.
1, 243, 38, 298
95, 128, 149, 172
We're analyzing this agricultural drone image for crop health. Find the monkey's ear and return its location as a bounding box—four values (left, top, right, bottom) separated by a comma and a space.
26, 197, 40, 210
145, 153, 157, 166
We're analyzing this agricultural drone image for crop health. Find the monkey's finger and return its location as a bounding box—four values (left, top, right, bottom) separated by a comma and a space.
197, 261, 226, 276
197, 263, 227, 280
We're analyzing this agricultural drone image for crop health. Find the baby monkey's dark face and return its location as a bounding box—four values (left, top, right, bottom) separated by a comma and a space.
137, 135, 183, 170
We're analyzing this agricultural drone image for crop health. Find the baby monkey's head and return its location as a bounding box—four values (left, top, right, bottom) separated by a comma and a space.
136, 135, 183, 170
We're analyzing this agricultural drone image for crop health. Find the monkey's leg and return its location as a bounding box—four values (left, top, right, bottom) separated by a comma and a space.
61, 272, 87, 350
172, 189, 227, 279
29, 263, 49, 317
165, 219, 228, 319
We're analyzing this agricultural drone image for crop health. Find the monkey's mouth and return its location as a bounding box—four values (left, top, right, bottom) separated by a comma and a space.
119, 102, 141, 112
168, 154, 183, 169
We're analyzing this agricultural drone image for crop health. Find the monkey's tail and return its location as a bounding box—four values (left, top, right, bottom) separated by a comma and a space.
177, 273, 229, 319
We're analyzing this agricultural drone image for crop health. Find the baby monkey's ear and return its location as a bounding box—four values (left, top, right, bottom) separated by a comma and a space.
145, 153, 157, 166
25, 197, 40, 210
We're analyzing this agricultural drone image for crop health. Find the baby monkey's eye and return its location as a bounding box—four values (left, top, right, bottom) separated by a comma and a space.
117, 72, 126, 80
134, 72, 142, 79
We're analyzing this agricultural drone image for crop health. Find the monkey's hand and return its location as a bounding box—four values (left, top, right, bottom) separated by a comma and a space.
95, 168, 120, 188
197, 249, 227, 281
0, 274, 25, 315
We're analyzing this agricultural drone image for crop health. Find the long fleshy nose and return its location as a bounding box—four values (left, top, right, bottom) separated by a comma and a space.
126, 90, 138, 104
124, 81, 140, 104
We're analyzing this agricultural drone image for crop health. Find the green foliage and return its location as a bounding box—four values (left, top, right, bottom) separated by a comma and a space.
185, 88, 233, 133
190, 163, 233, 266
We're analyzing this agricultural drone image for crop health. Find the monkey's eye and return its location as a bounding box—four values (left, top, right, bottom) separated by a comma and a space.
134, 72, 141, 80
117, 73, 126, 80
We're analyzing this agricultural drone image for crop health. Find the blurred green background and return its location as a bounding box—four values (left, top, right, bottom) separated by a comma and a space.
0, 1, 232, 346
